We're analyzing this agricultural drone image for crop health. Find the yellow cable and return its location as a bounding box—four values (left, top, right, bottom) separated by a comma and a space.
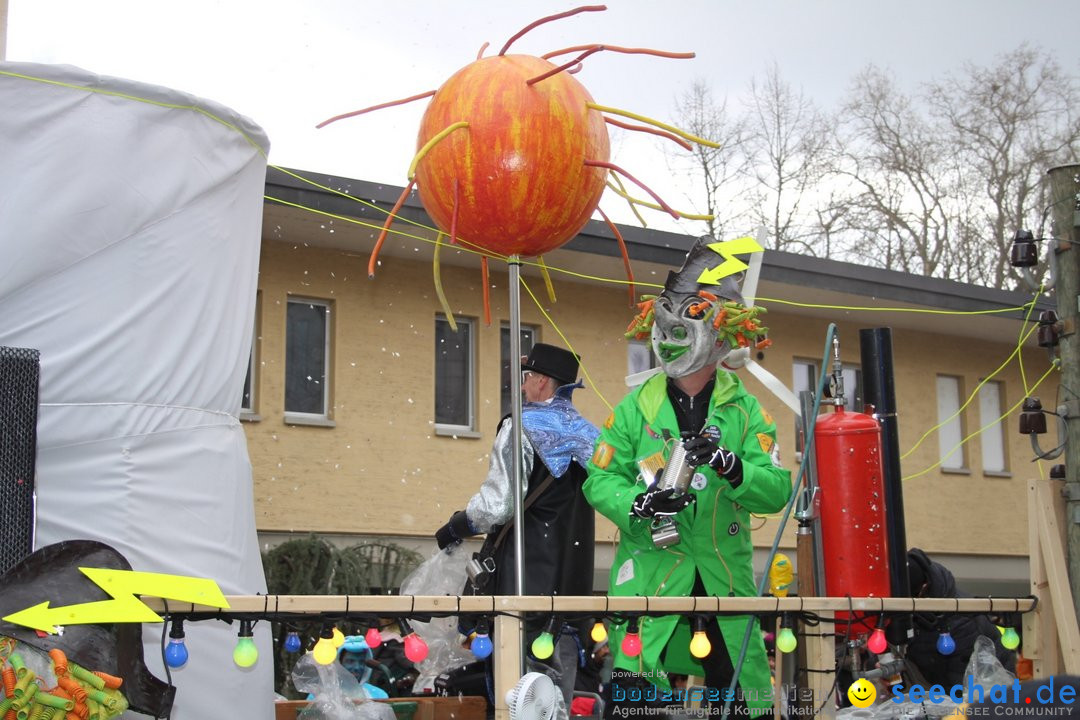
408, 122, 469, 181
902, 362, 1059, 482
900, 322, 1039, 460
603, 180, 714, 221
607, 174, 647, 227
519, 278, 613, 414
432, 233, 457, 332
1, 69, 267, 156
537, 257, 557, 303
756, 296, 1033, 316
263, 195, 508, 264
1017, 284, 1045, 396
586, 102, 720, 148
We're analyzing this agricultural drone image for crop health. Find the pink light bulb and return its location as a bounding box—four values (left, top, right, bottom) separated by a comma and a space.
404, 633, 429, 663
365, 626, 383, 649
867, 627, 888, 654
621, 631, 642, 657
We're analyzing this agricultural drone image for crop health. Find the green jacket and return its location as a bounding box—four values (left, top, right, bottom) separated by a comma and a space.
584, 369, 791, 712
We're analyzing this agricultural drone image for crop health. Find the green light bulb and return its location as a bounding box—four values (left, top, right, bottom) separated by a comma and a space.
1001, 627, 1020, 650
531, 631, 555, 660
776, 627, 797, 654
233, 637, 258, 668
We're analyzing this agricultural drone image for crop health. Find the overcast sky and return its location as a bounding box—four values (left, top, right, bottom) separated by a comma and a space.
8, 0, 1080, 235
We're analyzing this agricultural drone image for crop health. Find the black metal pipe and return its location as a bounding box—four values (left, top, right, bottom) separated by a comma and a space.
859, 329, 909, 599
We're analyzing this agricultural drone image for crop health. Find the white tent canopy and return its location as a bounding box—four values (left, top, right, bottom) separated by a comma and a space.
0, 61, 272, 719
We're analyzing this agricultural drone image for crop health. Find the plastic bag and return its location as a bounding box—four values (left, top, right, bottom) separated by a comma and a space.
292, 653, 396, 720
963, 635, 1015, 697
398, 543, 476, 692
837, 635, 1015, 719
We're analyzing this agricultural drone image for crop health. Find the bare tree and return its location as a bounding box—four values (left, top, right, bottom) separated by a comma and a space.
834, 48, 1080, 288
834, 66, 963, 278
666, 79, 751, 239
925, 45, 1080, 289
742, 63, 833, 254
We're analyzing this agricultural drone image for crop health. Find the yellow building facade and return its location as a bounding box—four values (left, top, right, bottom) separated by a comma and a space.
245, 167, 1059, 595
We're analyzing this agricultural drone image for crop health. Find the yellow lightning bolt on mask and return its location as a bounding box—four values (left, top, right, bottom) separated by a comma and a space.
3, 567, 230, 634
697, 236, 764, 285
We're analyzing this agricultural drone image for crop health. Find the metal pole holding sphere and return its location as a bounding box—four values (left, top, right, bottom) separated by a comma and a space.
507, 254, 527, 676
1046, 164, 1080, 625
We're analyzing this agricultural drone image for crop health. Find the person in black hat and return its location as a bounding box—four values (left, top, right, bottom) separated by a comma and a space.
435, 342, 599, 711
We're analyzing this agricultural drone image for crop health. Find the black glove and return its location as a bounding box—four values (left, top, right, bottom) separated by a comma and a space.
682, 435, 743, 485
435, 510, 473, 550
630, 486, 695, 519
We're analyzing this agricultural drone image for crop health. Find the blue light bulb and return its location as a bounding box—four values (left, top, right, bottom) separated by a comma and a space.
936, 631, 956, 655
470, 633, 493, 659
284, 631, 302, 653
165, 637, 189, 668
165, 618, 188, 668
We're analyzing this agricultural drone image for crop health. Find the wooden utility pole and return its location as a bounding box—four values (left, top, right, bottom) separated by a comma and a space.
1046, 164, 1080, 624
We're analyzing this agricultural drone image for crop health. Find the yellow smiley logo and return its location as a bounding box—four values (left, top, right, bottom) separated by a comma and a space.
847, 678, 877, 708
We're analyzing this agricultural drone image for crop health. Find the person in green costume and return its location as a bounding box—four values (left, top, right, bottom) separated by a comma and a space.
585, 236, 791, 718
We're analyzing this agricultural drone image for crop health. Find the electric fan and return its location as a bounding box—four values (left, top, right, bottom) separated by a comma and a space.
505, 672, 558, 720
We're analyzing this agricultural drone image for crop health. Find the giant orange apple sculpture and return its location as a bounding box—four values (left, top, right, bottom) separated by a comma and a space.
318, 5, 718, 311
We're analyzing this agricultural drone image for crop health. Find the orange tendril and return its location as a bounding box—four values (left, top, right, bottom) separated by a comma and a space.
624, 297, 656, 340
91, 672, 122, 690
542, 44, 694, 61
527, 46, 604, 85
499, 5, 606, 56
368, 179, 415, 278
49, 649, 68, 676
583, 161, 680, 219
603, 117, 692, 151
481, 257, 491, 326
316, 90, 436, 129
597, 207, 636, 306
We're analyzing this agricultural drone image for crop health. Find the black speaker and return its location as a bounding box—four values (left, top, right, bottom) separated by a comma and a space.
0, 347, 40, 575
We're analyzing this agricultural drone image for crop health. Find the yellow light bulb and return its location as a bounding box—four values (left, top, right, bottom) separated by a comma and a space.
689, 631, 712, 659
591, 622, 607, 643
331, 627, 345, 647
313, 637, 337, 665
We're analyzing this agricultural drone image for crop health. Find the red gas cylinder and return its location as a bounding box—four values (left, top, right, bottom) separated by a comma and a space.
814, 405, 891, 624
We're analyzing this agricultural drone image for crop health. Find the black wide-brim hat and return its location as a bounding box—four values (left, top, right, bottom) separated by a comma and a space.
521, 343, 580, 386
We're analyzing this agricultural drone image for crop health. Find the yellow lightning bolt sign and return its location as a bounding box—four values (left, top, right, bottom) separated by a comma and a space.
696, 236, 764, 285
3, 568, 230, 634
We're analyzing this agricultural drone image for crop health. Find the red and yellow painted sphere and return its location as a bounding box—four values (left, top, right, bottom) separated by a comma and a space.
414, 54, 610, 258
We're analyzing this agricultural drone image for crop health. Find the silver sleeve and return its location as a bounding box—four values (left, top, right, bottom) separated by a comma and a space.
465, 419, 535, 534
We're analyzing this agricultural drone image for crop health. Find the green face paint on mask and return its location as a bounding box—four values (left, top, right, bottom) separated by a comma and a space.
656, 341, 690, 363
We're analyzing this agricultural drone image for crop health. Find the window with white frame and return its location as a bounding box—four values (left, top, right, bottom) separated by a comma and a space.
792, 358, 864, 453
978, 379, 1007, 473
936, 375, 966, 470
285, 298, 332, 421
500, 324, 537, 417
435, 316, 475, 432
627, 339, 658, 377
